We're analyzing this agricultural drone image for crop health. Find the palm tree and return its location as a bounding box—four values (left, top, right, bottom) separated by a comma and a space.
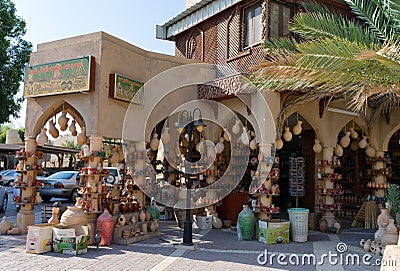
249, 0, 400, 132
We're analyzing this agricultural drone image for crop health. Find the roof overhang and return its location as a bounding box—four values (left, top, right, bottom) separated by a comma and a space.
156, 0, 242, 40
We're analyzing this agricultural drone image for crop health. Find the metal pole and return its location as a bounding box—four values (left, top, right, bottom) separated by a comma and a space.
182, 118, 193, 246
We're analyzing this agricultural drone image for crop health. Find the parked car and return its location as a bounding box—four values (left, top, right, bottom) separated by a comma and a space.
0, 170, 17, 186
103, 167, 122, 185
38, 171, 81, 202
0, 184, 7, 213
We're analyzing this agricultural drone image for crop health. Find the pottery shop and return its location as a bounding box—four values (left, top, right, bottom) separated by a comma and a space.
5, 27, 400, 251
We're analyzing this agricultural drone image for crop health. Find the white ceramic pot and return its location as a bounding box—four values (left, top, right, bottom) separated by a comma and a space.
232, 120, 241, 134
340, 131, 351, 148
36, 128, 48, 146
358, 136, 368, 149
365, 144, 376, 158
275, 137, 283, 150
150, 133, 160, 151
350, 127, 358, 139
334, 143, 343, 157
313, 139, 322, 153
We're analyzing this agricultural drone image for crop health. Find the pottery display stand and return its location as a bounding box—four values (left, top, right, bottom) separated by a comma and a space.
111, 213, 161, 245
251, 156, 280, 221
15, 144, 43, 233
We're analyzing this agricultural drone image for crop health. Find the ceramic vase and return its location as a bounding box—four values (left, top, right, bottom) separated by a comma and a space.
358, 136, 368, 149
49, 119, 59, 138
375, 208, 391, 242
340, 131, 351, 148
275, 137, 283, 150
232, 120, 241, 134
58, 111, 69, 131
334, 144, 343, 157
292, 120, 303, 135
216, 137, 225, 153
36, 128, 48, 146
77, 127, 87, 145
139, 210, 146, 222
48, 207, 59, 225
161, 127, 170, 144
365, 144, 376, 158
69, 120, 77, 136
150, 133, 160, 151
313, 139, 322, 153
283, 127, 292, 142
381, 219, 399, 246
350, 127, 358, 139
150, 221, 156, 232
60, 205, 88, 227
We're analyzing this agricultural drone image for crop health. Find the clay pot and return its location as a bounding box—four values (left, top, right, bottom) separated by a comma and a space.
363, 239, 372, 252
77, 127, 87, 146
275, 137, 283, 150
49, 119, 59, 138
60, 206, 88, 227
313, 139, 322, 153
36, 128, 48, 146
365, 144, 376, 158
382, 219, 399, 246
319, 219, 327, 232
358, 136, 368, 149
58, 111, 69, 131
283, 127, 292, 142
150, 221, 156, 232
293, 120, 303, 135
340, 131, 351, 148
132, 198, 140, 211
139, 210, 146, 222
119, 202, 128, 214
145, 210, 151, 221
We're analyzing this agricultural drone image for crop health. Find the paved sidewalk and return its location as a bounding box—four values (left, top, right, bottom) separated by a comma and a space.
0, 216, 385, 271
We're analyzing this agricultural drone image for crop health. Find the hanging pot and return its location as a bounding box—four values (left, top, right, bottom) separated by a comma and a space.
36, 128, 48, 146
283, 127, 292, 142
215, 137, 225, 154
150, 133, 159, 151
275, 137, 283, 150
58, 111, 69, 131
334, 143, 343, 157
223, 128, 231, 142
313, 139, 322, 153
69, 120, 77, 136
358, 136, 368, 149
240, 127, 249, 145
232, 120, 241, 134
365, 144, 376, 158
77, 127, 87, 146
340, 131, 351, 148
292, 120, 303, 135
350, 127, 358, 139
161, 127, 170, 144
49, 119, 59, 138
249, 137, 258, 150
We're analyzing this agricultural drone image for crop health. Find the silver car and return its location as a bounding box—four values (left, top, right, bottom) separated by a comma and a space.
0, 170, 17, 186
38, 171, 81, 202
0, 184, 7, 212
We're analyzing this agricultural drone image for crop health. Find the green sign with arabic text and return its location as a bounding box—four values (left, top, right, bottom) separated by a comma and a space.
109, 73, 144, 104
24, 56, 95, 97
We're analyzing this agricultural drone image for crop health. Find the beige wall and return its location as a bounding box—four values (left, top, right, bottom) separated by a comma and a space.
25, 32, 193, 140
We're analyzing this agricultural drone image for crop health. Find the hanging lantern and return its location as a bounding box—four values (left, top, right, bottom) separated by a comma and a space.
283, 127, 292, 142
58, 111, 69, 131
215, 137, 225, 154
340, 131, 351, 148
365, 144, 376, 158
358, 135, 368, 149
334, 143, 343, 157
150, 132, 160, 151
161, 127, 170, 144
69, 120, 77, 136
349, 127, 358, 139
49, 119, 59, 138
293, 120, 303, 135
232, 119, 241, 134
77, 127, 87, 146
313, 139, 322, 153
275, 137, 283, 150
240, 127, 249, 145
36, 128, 48, 146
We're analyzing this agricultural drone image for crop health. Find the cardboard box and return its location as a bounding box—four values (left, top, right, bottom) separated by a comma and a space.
258, 220, 290, 244
26, 224, 53, 254
195, 215, 212, 229
52, 225, 89, 255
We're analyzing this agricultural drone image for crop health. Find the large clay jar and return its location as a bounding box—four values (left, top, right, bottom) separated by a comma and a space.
139, 210, 146, 222
132, 197, 140, 212
60, 205, 88, 227
58, 111, 69, 131
49, 119, 59, 138
237, 205, 256, 240
77, 127, 87, 146
48, 207, 60, 225
96, 210, 115, 246
375, 208, 391, 242
150, 221, 156, 232
381, 219, 399, 246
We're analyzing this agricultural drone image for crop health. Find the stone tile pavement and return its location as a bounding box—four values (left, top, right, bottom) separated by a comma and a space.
0, 217, 389, 271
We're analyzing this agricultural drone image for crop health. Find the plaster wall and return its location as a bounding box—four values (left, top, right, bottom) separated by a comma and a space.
25, 32, 193, 140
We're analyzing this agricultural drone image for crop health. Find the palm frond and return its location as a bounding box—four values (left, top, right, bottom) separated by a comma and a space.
291, 11, 380, 47
264, 37, 299, 54
368, 93, 400, 130
344, 0, 397, 41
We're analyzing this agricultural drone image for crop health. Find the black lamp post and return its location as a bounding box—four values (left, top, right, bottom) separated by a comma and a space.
176, 108, 206, 246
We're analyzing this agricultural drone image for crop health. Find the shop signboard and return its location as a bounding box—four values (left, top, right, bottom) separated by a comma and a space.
109, 73, 144, 104
23, 56, 95, 97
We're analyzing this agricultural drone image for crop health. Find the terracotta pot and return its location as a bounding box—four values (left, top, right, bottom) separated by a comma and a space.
139, 210, 146, 222
319, 219, 327, 232
58, 111, 69, 131
132, 198, 140, 212
119, 202, 128, 214
145, 210, 151, 221
77, 127, 87, 146
60, 206, 88, 227
49, 119, 59, 138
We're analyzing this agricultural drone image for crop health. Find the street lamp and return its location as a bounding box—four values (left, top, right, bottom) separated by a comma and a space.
176, 108, 206, 246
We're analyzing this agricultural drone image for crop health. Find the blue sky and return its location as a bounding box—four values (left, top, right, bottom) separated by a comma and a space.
11, 0, 185, 127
